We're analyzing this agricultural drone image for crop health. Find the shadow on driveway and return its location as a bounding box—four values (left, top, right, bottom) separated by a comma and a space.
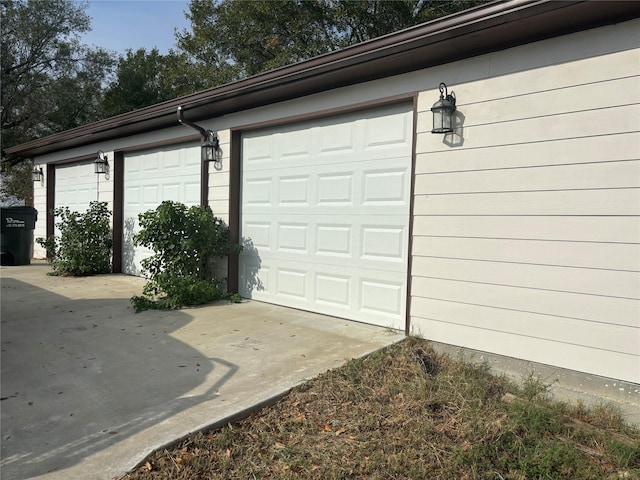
1, 267, 237, 479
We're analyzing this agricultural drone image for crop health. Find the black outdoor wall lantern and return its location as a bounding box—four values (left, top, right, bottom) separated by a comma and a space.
431, 82, 457, 134
95, 150, 109, 174
202, 129, 220, 162
31, 165, 43, 182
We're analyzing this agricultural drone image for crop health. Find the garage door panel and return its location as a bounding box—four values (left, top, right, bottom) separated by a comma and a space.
238, 255, 270, 294
277, 223, 308, 253
363, 108, 412, 149
276, 267, 308, 299
316, 224, 351, 257
277, 176, 310, 206
184, 182, 201, 204
317, 123, 355, 155
162, 154, 182, 169
280, 130, 312, 160
243, 221, 272, 250
361, 225, 405, 263
362, 167, 408, 205
243, 136, 273, 164
318, 173, 353, 205
243, 178, 272, 206
360, 277, 405, 318
315, 273, 351, 308
240, 103, 412, 329
143, 185, 159, 205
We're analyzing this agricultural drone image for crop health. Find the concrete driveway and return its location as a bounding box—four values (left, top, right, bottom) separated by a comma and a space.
1, 263, 404, 480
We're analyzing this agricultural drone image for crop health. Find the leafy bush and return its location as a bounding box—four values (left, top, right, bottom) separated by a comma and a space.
131, 201, 241, 312
36, 201, 112, 276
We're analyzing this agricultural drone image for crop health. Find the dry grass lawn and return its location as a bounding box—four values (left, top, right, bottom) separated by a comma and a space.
123, 338, 639, 479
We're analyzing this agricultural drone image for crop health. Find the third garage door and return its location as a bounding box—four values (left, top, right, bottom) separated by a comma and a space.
239, 103, 413, 330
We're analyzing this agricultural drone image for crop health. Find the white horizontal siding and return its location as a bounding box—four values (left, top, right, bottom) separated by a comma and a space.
413, 216, 639, 243
412, 237, 639, 272
410, 21, 640, 383
32, 175, 47, 259
411, 297, 637, 355
410, 317, 639, 383
416, 160, 640, 194
416, 133, 640, 174
412, 256, 639, 299
411, 277, 639, 329
414, 189, 640, 216
207, 130, 231, 224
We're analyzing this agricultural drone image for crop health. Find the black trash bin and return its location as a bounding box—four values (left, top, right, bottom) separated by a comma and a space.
1, 206, 38, 266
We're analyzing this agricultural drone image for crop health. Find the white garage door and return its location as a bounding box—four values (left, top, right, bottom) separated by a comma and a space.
122, 143, 200, 276
55, 161, 98, 213
240, 103, 413, 330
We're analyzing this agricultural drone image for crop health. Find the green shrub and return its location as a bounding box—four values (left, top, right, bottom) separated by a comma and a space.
131, 201, 241, 312
37, 201, 112, 276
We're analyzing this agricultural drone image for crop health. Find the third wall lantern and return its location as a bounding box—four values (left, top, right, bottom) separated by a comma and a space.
32, 165, 43, 182
431, 82, 457, 134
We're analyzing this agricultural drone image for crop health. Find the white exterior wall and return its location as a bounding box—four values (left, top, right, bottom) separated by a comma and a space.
411, 21, 640, 383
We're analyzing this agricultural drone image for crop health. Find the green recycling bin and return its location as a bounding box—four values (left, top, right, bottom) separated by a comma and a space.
1, 206, 38, 266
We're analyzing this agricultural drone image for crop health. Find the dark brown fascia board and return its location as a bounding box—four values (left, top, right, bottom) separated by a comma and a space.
6, 0, 639, 158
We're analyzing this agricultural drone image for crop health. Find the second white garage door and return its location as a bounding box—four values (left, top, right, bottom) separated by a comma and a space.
122, 143, 200, 276
239, 103, 413, 330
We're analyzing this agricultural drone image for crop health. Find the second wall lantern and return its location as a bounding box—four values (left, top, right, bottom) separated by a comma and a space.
202, 129, 220, 162
431, 82, 457, 134
177, 106, 221, 163
95, 150, 109, 174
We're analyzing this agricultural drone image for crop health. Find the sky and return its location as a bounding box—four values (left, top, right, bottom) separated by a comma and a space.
79, 0, 192, 56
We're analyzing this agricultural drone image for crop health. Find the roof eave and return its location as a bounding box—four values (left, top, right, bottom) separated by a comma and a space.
6, 0, 639, 158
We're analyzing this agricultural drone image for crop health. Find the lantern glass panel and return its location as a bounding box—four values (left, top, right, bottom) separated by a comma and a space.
95, 160, 107, 174
442, 108, 452, 132
203, 144, 214, 162
432, 108, 444, 133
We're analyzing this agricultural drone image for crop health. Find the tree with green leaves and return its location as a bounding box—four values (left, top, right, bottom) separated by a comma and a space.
1, 0, 115, 204
100, 48, 175, 118
1, 0, 116, 148
176, 0, 487, 80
